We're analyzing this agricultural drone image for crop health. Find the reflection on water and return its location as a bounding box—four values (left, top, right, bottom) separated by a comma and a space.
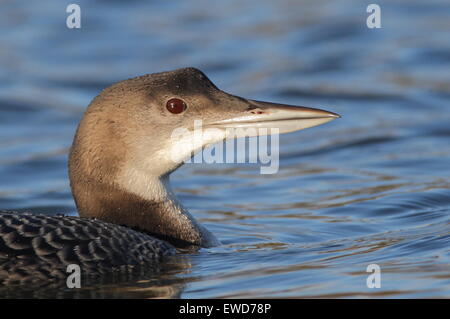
0, 256, 190, 298
1, 0, 450, 298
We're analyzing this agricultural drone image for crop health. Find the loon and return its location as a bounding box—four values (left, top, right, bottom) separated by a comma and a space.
0, 67, 339, 283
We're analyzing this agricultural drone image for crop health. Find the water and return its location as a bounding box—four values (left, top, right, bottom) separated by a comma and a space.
0, 0, 449, 298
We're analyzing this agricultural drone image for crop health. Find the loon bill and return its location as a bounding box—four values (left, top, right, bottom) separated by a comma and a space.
0, 67, 339, 283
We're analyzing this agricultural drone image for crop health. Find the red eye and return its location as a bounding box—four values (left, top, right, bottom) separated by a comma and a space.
166, 98, 187, 114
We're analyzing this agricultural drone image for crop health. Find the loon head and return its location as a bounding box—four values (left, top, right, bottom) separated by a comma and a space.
69, 67, 339, 248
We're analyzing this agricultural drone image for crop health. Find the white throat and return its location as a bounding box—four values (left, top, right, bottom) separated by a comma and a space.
115, 164, 221, 248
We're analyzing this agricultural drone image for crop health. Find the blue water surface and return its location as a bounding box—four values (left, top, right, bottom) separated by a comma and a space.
0, 0, 449, 298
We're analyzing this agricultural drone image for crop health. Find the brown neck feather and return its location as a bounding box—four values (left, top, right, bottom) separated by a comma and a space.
70, 174, 220, 248
68, 98, 219, 248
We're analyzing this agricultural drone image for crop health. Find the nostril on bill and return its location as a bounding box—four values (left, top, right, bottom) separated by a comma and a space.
246, 105, 264, 114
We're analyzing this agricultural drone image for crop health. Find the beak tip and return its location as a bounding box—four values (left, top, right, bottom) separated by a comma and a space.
329, 111, 341, 119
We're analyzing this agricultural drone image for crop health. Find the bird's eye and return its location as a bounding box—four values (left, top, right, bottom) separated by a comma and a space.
166, 98, 187, 114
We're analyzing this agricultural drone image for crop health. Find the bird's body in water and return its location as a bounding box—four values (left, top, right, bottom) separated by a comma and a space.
0, 67, 339, 284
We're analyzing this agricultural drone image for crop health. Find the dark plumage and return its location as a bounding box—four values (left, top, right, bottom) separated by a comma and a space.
0, 211, 174, 284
